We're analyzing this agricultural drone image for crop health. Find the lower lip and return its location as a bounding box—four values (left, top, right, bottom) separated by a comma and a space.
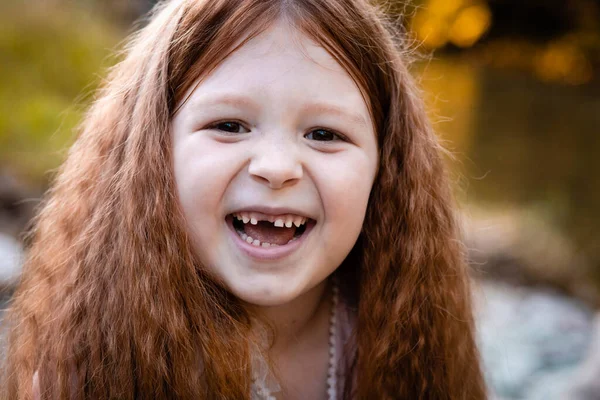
225, 215, 316, 261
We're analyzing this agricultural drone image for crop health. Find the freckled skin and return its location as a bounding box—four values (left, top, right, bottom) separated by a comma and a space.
171, 19, 378, 307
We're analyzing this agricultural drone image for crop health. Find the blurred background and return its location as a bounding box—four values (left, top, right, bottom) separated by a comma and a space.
0, 0, 599, 398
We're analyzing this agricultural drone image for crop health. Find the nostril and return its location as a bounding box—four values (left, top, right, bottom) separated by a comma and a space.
248, 156, 303, 189
251, 175, 270, 185
253, 174, 301, 190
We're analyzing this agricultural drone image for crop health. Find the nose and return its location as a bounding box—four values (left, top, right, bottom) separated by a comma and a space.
248, 139, 303, 189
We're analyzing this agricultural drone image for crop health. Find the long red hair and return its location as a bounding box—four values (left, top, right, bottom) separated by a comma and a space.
1, 0, 487, 398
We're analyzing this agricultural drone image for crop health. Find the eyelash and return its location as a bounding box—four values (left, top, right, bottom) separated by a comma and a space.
207, 121, 347, 142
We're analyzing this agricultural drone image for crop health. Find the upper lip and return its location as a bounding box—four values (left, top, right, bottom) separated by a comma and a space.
228, 205, 315, 220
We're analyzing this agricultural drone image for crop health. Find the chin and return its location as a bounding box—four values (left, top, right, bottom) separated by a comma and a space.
229, 280, 303, 307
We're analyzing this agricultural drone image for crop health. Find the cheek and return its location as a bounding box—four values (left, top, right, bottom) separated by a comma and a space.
316, 152, 375, 252
172, 137, 245, 247
174, 137, 243, 209
323, 153, 374, 219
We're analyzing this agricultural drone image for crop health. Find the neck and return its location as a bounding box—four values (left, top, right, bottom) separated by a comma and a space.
248, 280, 331, 353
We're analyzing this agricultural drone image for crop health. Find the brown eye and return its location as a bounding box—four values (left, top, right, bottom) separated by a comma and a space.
305, 129, 340, 141
214, 121, 244, 133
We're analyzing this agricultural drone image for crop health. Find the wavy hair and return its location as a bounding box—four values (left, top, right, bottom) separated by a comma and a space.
1, 0, 487, 398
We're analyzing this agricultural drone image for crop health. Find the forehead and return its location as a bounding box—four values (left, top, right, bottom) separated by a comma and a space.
181, 19, 372, 125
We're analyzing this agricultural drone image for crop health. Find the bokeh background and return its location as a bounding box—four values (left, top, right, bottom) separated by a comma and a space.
1, 0, 599, 398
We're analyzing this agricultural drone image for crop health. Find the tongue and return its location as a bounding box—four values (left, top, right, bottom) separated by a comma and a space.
244, 221, 296, 245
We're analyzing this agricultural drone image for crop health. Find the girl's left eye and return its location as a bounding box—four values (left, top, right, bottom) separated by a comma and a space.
209, 121, 249, 134
304, 129, 345, 142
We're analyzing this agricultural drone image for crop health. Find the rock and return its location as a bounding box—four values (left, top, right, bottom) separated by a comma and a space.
521, 365, 580, 400
560, 313, 600, 400
473, 281, 595, 399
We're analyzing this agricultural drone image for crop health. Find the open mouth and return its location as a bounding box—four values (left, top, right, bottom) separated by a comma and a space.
226, 212, 314, 248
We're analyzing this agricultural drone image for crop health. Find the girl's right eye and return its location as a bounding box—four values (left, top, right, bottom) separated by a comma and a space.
208, 121, 249, 134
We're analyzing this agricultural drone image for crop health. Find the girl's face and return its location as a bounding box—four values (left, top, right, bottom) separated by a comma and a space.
171, 19, 378, 306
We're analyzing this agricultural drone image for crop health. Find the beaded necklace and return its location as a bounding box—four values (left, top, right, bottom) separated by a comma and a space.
251, 281, 339, 400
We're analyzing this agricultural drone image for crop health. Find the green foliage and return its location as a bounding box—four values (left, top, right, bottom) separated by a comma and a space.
0, 2, 121, 185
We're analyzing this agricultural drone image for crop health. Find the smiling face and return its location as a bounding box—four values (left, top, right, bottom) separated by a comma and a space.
171, 19, 378, 306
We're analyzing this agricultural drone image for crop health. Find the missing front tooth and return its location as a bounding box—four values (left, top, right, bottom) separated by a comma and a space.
293, 221, 307, 237
232, 215, 246, 233
230, 213, 308, 238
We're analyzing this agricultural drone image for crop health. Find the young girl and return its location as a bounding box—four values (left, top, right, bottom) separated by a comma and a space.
1, 0, 487, 398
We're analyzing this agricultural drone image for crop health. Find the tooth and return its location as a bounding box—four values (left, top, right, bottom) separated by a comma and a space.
293, 217, 302, 227
241, 232, 248, 240
246, 236, 254, 244
274, 219, 285, 227
252, 239, 260, 246
301, 217, 307, 225
250, 217, 258, 225
285, 217, 293, 228
242, 215, 250, 224
261, 242, 270, 247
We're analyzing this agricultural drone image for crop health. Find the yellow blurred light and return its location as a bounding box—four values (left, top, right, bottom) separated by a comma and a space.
449, 4, 492, 48
428, 0, 464, 17
411, 12, 449, 49
534, 41, 593, 85
417, 58, 480, 156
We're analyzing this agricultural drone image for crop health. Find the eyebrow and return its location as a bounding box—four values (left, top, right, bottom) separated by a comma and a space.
190, 94, 258, 112
300, 101, 368, 130
189, 94, 368, 129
